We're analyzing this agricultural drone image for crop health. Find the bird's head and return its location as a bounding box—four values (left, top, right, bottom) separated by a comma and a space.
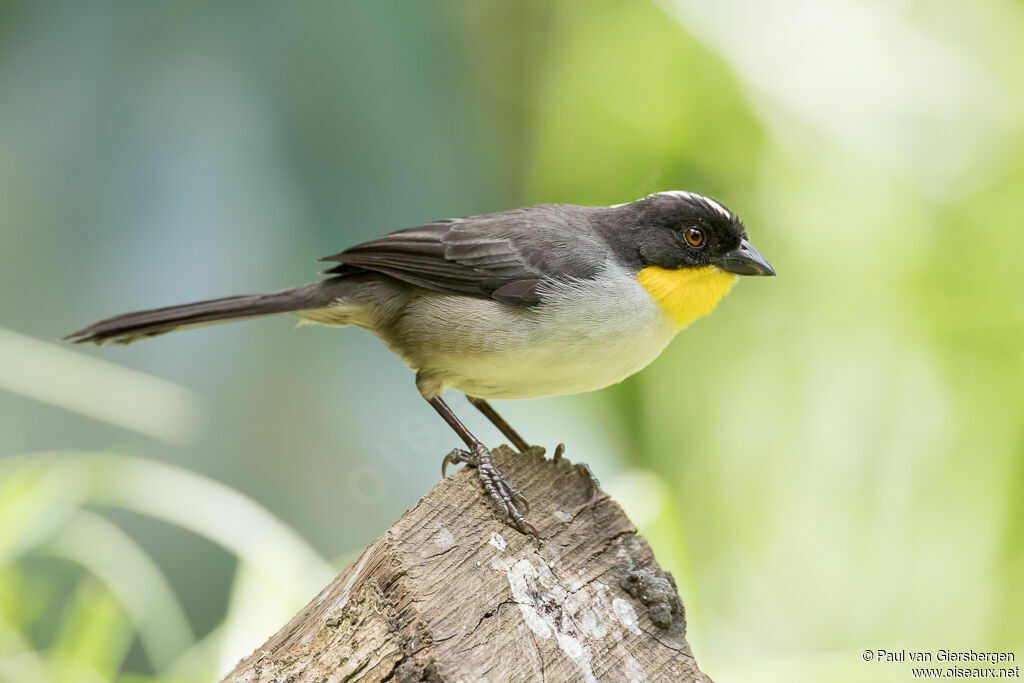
611, 191, 775, 329
629, 191, 774, 276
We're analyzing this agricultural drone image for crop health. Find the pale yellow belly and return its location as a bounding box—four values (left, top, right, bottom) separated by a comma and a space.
391, 266, 681, 399
431, 321, 677, 399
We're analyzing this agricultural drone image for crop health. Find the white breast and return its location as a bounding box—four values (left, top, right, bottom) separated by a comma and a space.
394, 265, 679, 399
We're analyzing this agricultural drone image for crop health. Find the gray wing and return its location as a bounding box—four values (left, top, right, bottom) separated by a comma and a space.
319, 204, 610, 305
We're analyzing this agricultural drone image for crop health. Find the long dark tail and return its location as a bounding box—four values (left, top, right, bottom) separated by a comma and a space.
66, 278, 355, 345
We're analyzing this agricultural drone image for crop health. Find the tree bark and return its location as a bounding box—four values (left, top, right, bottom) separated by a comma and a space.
222, 446, 711, 682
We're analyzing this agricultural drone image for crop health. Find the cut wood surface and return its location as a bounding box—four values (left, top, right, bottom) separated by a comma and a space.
222, 446, 711, 682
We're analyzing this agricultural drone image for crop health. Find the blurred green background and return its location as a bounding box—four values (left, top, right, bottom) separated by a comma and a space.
2, 1, 1022, 681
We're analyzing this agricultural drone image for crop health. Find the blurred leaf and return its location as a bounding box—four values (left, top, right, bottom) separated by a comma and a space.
0, 567, 51, 643
40, 512, 194, 672
0, 328, 201, 444
50, 580, 132, 682
0, 451, 336, 680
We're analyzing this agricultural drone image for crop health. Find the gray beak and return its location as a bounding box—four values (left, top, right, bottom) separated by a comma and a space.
716, 239, 775, 276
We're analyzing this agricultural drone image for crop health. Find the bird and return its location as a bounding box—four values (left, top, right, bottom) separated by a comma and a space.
67, 190, 775, 536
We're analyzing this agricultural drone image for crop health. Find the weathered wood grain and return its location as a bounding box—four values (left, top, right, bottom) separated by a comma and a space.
222, 446, 711, 682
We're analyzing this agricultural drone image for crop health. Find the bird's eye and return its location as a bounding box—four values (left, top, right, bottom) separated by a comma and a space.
684, 227, 705, 248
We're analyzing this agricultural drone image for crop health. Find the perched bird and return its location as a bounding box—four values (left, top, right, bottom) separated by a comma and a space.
67, 191, 774, 536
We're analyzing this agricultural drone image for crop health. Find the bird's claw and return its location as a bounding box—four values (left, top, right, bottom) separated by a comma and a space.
478, 457, 537, 537
441, 444, 538, 538
551, 442, 601, 500
575, 462, 602, 502
442, 447, 477, 477
552, 442, 566, 462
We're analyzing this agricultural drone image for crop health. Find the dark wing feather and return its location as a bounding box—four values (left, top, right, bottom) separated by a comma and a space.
320, 205, 608, 305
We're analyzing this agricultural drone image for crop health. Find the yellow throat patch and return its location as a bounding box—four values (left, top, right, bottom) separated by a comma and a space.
637, 265, 738, 329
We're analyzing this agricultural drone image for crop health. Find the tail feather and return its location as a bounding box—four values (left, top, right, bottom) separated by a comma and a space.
66, 278, 352, 345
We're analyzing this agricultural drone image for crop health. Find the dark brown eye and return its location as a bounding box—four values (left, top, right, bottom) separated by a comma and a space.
684, 227, 705, 248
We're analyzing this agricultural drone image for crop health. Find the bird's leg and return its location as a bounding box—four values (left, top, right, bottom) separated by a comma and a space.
427, 394, 537, 537
466, 396, 530, 453
466, 397, 601, 500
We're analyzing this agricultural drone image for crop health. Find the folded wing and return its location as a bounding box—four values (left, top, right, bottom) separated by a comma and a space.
320, 204, 607, 305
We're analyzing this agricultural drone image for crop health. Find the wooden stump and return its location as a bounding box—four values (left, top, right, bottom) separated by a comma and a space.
222, 446, 711, 682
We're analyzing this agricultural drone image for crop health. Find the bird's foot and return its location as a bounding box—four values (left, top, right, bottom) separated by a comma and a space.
442, 443, 537, 538
552, 443, 602, 501
442, 446, 478, 476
